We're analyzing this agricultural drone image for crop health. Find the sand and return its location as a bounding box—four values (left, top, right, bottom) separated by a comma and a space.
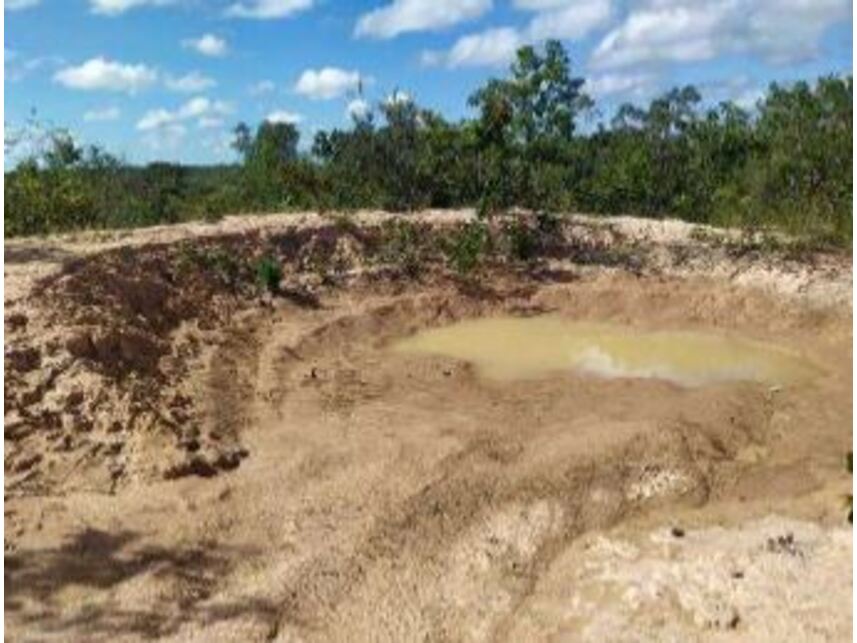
4, 210, 852, 641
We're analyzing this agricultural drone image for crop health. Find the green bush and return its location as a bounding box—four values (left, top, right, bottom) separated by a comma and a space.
378, 219, 425, 277
444, 221, 489, 274
255, 256, 283, 293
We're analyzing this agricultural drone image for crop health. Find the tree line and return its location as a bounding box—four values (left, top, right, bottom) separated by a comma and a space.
5, 41, 852, 246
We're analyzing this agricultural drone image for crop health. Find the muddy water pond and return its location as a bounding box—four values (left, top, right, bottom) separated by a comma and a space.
392, 315, 817, 387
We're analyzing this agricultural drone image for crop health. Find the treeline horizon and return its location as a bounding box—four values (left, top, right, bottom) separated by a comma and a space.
5, 41, 852, 246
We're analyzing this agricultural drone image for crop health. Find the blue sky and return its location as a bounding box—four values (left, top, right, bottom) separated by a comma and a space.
5, 0, 853, 165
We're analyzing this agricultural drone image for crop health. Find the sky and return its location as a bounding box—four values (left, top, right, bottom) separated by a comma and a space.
4, 0, 853, 165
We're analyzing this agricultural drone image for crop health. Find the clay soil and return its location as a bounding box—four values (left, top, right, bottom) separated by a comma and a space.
3, 211, 853, 641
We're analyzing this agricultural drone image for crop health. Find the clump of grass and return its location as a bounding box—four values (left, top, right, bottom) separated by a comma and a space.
175, 243, 244, 286
502, 218, 539, 262
379, 219, 424, 278
255, 256, 282, 293
444, 221, 489, 274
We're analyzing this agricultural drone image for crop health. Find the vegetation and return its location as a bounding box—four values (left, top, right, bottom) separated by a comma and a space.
5, 41, 852, 247
255, 256, 283, 293
444, 221, 490, 274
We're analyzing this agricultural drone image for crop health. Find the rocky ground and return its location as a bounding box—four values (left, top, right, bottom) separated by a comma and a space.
4, 210, 853, 641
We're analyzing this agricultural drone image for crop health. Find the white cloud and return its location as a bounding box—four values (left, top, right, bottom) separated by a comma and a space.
591, 0, 851, 70
137, 96, 233, 131
249, 79, 276, 95
83, 106, 121, 121
137, 108, 176, 131
54, 57, 157, 94
197, 116, 225, 129
5, 0, 40, 10
525, 0, 612, 41
182, 34, 228, 57
265, 109, 303, 124
355, 0, 492, 39
385, 89, 412, 105
225, 0, 313, 19
6, 52, 65, 82
165, 71, 216, 93
89, 0, 176, 15
201, 130, 236, 159
586, 72, 657, 98
513, 0, 566, 8
141, 123, 187, 153
702, 75, 765, 110
294, 67, 362, 100
346, 98, 371, 120
424, 27, 523, 69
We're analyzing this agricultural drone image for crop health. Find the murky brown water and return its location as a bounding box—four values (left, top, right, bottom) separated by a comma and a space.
392, 316, 817, 386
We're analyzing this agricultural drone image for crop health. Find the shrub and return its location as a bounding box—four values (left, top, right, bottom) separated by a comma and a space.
502, 219, 539, 262
444, 221, 489, 274
255, 256, 283, 293
378, 219, 425, 277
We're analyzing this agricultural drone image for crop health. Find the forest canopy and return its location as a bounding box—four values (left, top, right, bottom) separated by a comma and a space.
5, 41, 852, 246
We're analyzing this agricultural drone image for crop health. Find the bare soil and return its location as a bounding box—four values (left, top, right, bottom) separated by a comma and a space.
4, 210, 852, 641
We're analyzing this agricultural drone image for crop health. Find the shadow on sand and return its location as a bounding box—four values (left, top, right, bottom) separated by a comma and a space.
5, 528, 279, 639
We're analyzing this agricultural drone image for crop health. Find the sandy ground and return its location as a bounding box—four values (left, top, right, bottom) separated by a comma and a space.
3, 211, 853, 641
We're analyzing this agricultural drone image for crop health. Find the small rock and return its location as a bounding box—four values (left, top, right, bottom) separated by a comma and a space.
5, 347, 41, 373
66, 333, 96, 359
6, 313, 28, 331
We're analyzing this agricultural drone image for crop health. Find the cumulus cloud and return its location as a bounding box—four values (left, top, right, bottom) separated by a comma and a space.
89, 0, 177, 15
586, 72, 657, 98
385, 89, 412, 105
420, 0, 614, 69
6, 51, 65, 82
513, 0, 576, 8
525, 0, 612, 41
355, 0, 492, 39
83, 106, 121, 121
423, 27, 523, 69
182, 34, 228, 57
265, 109, 303, 124
201, 129, 235, 159
54, 57, 157, 93
294, 67, 362, 100
197, 116, 225, 129
249, 79, 277, 95
346, 98, 371, 120
5, 0, 41, 10
702, 74, 766, 110
165, 71, 216, 93
141, 123, 187, 153
225, 0, 313, 19
137, 96, 233, 131
591, 0, 851, 69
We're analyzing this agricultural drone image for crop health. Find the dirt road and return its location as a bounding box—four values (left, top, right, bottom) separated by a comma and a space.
4, 211, 852, 641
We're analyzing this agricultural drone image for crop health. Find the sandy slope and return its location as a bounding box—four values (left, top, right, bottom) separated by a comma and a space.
4, 211, 852, 641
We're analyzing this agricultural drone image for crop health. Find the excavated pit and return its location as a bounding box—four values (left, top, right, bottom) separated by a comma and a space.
3, 211, 852, 642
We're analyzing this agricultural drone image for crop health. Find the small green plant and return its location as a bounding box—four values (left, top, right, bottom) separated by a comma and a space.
445, 221, 489, 274
175, 243, 244, 286
379, 219, 424, 277
255, 256, 283, 293
535, 210, 560, 235
503, 219, 539, 262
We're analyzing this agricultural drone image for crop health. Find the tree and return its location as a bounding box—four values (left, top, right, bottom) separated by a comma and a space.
468, 40, 591, 213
